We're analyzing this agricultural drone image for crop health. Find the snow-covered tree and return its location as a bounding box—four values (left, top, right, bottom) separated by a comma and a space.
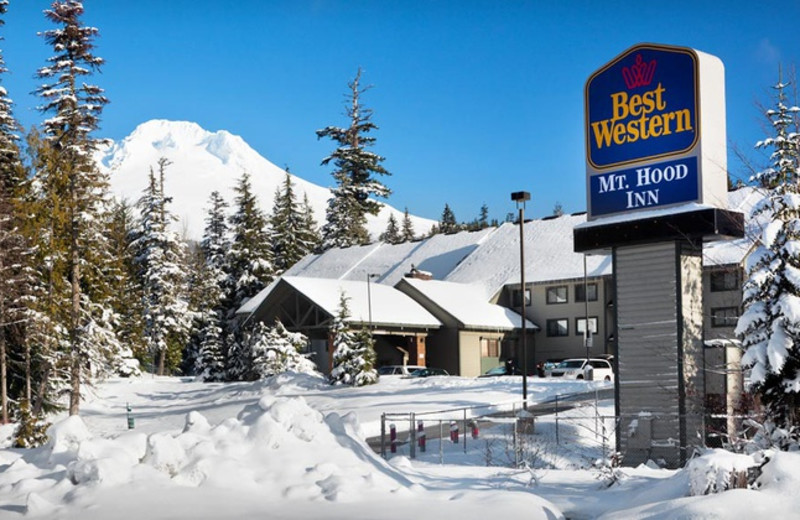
189, 191, 229, 381
300, 193, 321, 254
379, 213, 401, 244
249, 319, 316, 379
329, 292, 378, 386
0, 0, 29, 424
439, 203, 460, 234
226, 172, 274, 318
131, 159, 191, 376
270, 173, 314, 274
34, 1, 114, 415
736, 76, 800, 436
401, 207, 415, 242
318, 68, 390, 249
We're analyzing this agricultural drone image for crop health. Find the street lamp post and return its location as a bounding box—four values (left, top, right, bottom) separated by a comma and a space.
511, 191, 530, 408
366, 273, 379, 329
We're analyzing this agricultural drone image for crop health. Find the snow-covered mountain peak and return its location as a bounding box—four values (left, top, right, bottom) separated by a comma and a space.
99, 119, 435, 241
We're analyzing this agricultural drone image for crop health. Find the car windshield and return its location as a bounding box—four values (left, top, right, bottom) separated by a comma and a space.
484, 366, 507, 375
559, 360, 585, 369
377, 367, 396, 375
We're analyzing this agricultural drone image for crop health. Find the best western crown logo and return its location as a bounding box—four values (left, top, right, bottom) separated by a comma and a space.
586, 44, 699, 169
622, 55, 656, 89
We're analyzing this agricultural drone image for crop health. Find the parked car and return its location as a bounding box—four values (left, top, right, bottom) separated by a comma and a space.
548, 358, 614, 381
479, 365, 522, 377
536, 358, 564, 377
377, 365, 425, 376
406, 367, 449, 378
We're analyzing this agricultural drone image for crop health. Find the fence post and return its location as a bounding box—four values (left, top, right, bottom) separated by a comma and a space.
463, 409, 468, 453
418, 420, 426, 452
381, 413, 386, 458
410, 412, 416, 459
439, 420, 443, 464
390, 423, 397, 454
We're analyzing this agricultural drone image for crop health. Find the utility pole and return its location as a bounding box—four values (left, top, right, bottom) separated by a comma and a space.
511, 191, 530, 408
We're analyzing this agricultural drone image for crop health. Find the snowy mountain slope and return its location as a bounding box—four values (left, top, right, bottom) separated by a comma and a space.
97, 120, 436, 240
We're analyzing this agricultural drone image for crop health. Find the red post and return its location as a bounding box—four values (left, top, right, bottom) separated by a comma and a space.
471, 420, 479, 439
390, 423, 397, 453
450, 421, 459, 443
418, 420, 426, 452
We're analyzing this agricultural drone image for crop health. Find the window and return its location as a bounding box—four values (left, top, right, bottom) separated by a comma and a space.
546, 318, 569, 337
711, 307, 740, 327
480, 338, 500, 357
575, 283, 598, 302
546, 286, 568, 304
511, 288, 531, 307
576, 317, 598, 335
710, 270, 739, 292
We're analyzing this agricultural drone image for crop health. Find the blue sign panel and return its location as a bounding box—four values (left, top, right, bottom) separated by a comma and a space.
586, 44, 699, 170
589, 157, 698, 216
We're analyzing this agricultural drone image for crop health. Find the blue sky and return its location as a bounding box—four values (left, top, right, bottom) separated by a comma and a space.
2, 1, 798, 223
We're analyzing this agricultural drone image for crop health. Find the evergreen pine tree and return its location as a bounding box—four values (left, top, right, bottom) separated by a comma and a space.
736, 76, 800, 440
130, 159, 191, 376
34, 1, 113, 415
379, 213, 401, 244
329, 292, 378, 387
318, 68, 391, 249
439, 203, 459, 234
300, 193, 321, 255
479, 204, 490, 228
401, 207, 416, 242
226, 172, 274, 317
0, 0, 29, 425
189, 191, 229, 381
270, 173, 309, 274
249, 319, 316, 379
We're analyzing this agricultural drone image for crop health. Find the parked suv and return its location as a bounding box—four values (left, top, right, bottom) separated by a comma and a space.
377, 365, 425, 376
548, 358, 614, 381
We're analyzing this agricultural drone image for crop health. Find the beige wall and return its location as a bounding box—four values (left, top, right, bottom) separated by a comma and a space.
506, 277, 610, 364
458, 331, 506, 377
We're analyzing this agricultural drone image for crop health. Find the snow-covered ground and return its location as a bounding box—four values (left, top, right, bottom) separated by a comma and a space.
0, 373, 798, 519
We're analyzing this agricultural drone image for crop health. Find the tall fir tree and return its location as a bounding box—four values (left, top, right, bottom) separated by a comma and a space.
401, 207, 415, 242
225, 173, 274, 379
439, 203, 459, 234
736, 76, 800, 440
130, 159, 191, 376
270, 173, 312, 274
189, 191, 229, 381
379, 213, 401, 244
34, 1, 114, 415
107, 199, 145, 373
0, 0, 29, 424
300, 193, 321, 255
329, 292, 378, 387
318, 68, 390, 249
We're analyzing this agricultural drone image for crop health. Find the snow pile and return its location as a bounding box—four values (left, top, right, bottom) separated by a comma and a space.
687, 448, 758, 495
0, 393, 413, 513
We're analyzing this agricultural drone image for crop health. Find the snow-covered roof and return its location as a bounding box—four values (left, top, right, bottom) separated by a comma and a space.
446, 216, 613, 298
273, 227, 497, 287
281, 276, 441, 329
703, 186, 762, 267
398, 278, 537, 331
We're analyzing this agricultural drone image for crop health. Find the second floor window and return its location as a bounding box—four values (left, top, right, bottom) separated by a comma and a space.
546, 285, 568, 304
575, 283, 598, 302
710, 270, 739, 292
546, 318, 569, 337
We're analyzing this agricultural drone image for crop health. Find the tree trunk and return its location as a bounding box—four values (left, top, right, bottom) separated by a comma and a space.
69, 215, 81, 416
0, 332, 7, 424
157, 347, 166, 376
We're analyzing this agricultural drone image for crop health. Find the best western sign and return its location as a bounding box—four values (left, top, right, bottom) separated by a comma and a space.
585, 43, 727, 220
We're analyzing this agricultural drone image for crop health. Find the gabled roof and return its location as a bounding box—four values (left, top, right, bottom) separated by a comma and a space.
277, 228, 497, 287
274, 276, 441, 329
397, 278, 538, 331
445, 216, 613, 299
